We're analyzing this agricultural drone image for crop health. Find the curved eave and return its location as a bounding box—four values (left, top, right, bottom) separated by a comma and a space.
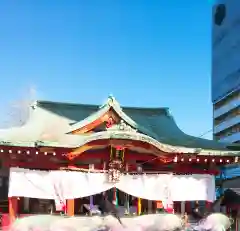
111, 99, 159, 139
0, 141, 36, 147
67, 105, 110, 133
67, 96, 159, 139
10, 131, 238, 156
226, 143, 240, 151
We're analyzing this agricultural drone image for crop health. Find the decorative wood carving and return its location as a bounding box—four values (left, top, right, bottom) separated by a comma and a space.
108, 145, 125, 182
67, 153, 75, 160
106, 116, 114, 128
108, 168, 121, 183
106, 120, 137, 133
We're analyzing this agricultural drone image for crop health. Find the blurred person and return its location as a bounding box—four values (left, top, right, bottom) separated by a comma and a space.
98, 193, 122, 225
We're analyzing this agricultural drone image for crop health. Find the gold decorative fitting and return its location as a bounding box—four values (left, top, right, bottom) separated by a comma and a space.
107, 97, 113, 106
108, 169, 121, 183
108, 159, 123, 169
107, 120, 137, 133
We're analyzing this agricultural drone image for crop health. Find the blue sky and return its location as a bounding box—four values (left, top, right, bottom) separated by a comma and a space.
0, 0, 214, 138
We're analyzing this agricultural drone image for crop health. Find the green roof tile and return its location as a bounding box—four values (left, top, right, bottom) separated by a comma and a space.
0, 96, 238, 155
34, 98, 238, 152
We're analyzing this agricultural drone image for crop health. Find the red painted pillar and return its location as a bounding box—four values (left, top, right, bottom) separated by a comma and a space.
66, 199, 75, 216
8, 197, 18, 223
137, 198, 142, 215
185, 201, 191, 213
205, 201, 212, 211
174, 201, 181, 213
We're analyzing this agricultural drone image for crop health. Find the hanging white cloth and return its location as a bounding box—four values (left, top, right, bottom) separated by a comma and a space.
170, 174, 216, 202
8, 168, 215, 202
116, 174, 173, 201
8, 168, 54, 199
50, 170, 113, 199
8, 168, 113, 199
50, 171, 66, 211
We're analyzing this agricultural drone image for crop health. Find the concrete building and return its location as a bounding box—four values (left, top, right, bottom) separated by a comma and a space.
212, 0, 240, 143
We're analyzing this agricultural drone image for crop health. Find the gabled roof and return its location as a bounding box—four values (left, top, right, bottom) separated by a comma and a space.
67, 96, 161, 139
0, 96, 239, 156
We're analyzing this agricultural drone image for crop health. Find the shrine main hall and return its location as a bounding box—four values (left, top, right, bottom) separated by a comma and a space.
0, 95, 239, 222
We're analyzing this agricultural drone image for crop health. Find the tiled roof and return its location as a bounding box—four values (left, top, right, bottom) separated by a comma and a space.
0, 96, 239, 155
34, 98, 239, 151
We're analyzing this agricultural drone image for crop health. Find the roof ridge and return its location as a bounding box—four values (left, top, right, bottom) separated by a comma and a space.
36, 100, 99, 109
122, 106, 169, 111
36, 99, 169, 111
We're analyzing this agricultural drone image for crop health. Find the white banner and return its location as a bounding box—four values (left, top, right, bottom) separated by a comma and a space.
170, 174, 216, 202
8, 168, 215, 202
8, 168, 113, 199
50, 170, 113, 199
8, 168, 54, 199
117, 174, 173, 201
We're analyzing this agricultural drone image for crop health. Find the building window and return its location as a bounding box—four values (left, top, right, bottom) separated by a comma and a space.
214, 107, 240, 126
215, 123, 240, 140
214, 91, 240, 110
214, 4, 226, 26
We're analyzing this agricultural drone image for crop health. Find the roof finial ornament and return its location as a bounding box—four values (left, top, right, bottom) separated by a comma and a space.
108, 93, 114, 98
107, 94, 115, 106
99, 95, 115, 108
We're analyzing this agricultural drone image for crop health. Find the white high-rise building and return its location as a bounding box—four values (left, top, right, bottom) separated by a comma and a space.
212, 0, 240, 144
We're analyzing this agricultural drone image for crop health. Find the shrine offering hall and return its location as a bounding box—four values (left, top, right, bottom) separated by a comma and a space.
0, 96, 239, 225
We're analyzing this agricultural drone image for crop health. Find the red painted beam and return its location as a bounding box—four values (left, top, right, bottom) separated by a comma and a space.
4, 159, 219, 175
124, 151, 157, 161
70, 147, 159, 161
67, 164, 103, 170
74, 152, 109, 160
75, 151, 157, 161
4, 160, 105, 171
4, 160, 65, 170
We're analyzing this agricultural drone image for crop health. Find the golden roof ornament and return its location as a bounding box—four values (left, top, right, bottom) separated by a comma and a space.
106, 120, 137, 133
